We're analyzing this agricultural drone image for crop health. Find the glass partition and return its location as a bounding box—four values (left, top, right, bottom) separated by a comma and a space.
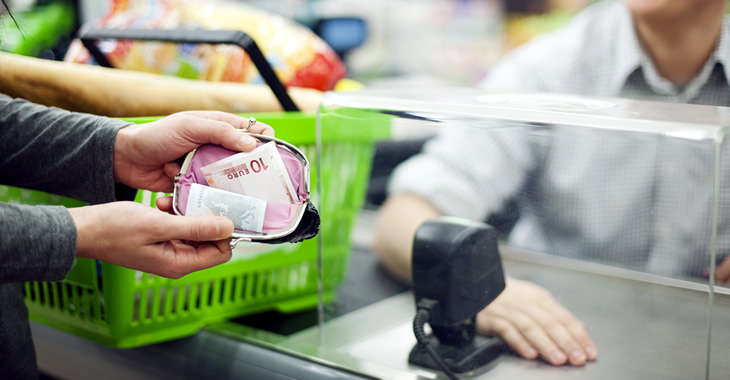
311, 88, 730, 379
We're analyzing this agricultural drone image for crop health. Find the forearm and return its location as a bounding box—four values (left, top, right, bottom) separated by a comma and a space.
0, 94, 131, 203
0, 203, 76, 283
373, 193, 443, 283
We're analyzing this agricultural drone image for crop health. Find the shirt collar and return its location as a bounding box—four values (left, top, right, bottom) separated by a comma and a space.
714, 17, 730, 84
611, 9, 730, 99
610, 4, 644, 96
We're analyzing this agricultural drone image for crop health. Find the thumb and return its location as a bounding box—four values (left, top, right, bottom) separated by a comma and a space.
163, 214, 235, 242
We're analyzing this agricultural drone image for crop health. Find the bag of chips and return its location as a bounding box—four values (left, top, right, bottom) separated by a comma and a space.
65, 0, 347, 91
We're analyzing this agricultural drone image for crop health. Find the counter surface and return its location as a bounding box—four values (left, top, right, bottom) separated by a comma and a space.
285, 248, 728, 379
32, 212, 730, 379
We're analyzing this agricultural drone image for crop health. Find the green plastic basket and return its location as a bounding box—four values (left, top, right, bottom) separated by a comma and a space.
5, 111, 389, 348
0, 2, 75, 57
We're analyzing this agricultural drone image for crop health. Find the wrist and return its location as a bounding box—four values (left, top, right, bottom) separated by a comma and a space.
69, 207, 90, 258
69, 206, 102, 260
113, 124, 136, 186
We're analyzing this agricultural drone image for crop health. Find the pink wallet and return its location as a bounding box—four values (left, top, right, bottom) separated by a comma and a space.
173, 133, 319, 249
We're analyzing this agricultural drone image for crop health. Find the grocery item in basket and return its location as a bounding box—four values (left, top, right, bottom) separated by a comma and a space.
201, 141, 298, 205
64, 0, 347, 91
0, 51, 324, 116
173, 132, 319, 248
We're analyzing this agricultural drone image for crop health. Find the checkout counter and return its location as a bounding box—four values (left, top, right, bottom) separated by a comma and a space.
32, 211, 730, 379
31, 89, 730, 379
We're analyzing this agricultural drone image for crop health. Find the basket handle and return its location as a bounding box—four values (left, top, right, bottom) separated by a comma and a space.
78, 27, 300, 112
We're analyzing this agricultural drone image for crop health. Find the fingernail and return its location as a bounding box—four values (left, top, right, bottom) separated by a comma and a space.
215, 219, 230, 239
524, 347, 538, 359
585, 345, 598, 360
238, 135, 255, 150
548, 350, 567, 365
570, 349, 586, 364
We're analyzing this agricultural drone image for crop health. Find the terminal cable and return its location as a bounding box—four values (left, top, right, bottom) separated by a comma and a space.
413, 301, 459, 380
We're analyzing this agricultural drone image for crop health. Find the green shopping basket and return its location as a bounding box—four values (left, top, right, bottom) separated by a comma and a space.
3, 110, 389, 348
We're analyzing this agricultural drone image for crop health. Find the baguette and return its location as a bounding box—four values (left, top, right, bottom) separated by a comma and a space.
0, 52, 323, 116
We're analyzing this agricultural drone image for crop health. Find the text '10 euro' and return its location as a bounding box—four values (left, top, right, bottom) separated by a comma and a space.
200, 141, 298, 205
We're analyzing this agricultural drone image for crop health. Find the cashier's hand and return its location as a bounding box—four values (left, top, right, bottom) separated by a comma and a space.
476, 278, 598, 366
70, 201, 234, 279
711, 256, 730, 283
113, 111, 275, 193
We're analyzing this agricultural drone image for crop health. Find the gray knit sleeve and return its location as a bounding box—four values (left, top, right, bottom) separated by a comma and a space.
0, 94, 131, 203
0, 204, 76, 282
0, 94, 132, 283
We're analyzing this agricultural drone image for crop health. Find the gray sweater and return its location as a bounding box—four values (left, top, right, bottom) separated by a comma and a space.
0, 94, 131, 378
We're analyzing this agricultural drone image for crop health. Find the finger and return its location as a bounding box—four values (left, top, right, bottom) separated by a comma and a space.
176, 115, 259, 152
524, 303, 586, 366
715, 256, 730, 283
164, 162, 181, 181
175, 111, 275, 136
162, 214, 234, 242
479, 312, 539, 360
547, 302, 598, 361
213, 237, 233, 253
173, 110, 253, 128
188, 241, 233, 270
247, 121, 275, 137
503, 307, 568, 366
156, 196, 174, 213
161, 241, 232, 278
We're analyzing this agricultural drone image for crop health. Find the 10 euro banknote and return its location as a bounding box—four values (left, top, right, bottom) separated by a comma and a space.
200, 141, 298, 205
